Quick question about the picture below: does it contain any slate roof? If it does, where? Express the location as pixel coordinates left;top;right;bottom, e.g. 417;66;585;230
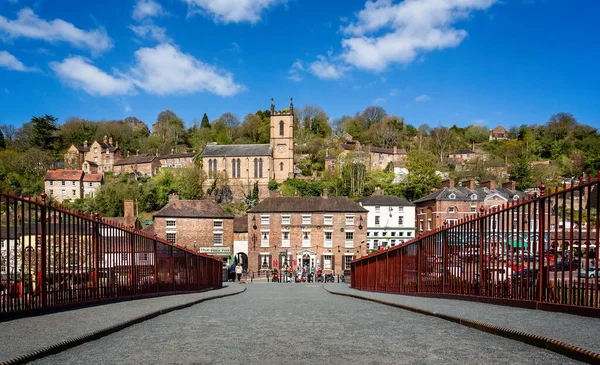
234;216;248;233
248;196;368;213
201;144;270;157
370;146;406;155
413;186;526;204
154;199;234;219
96;142;119;152
114;154;157;166
357;195;414;207
45;170;84;181
453;149;475;155
83;173;103;182
158;152;197;159
74;145;90;152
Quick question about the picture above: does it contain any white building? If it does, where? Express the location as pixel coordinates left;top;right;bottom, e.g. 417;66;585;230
357;190;416;250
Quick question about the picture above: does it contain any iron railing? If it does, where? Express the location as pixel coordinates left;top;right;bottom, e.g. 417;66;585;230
351;176;600;317
0;191;223;317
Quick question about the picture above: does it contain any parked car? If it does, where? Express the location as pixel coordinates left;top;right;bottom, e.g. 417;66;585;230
550;261;579;272
579;267;597;278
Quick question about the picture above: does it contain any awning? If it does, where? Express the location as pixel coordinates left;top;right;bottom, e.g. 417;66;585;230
506;239;528;249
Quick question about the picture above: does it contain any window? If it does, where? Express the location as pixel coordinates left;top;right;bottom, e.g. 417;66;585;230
302;215;311;225
62;181;66;186
259;158;263;178
106;156;110;163
471;206;477;213
260;254;270;270
94;147;98;154
324;215;333;225
345;215;354;225
279;120;285;136
72;181;76;186
121;253;129;262
232;159;236;178
324;231;332;247
261;231;269;246
49;181;54;186
373;232;378;237
166;233;176;244
345;231;354;247
391;232;396;236
375;216;380;225
213;233;223;246
471;194;477;200
61;189;66;196
261;215;269;225
254;158;258;178
446;218;458;225
344;256;353;270
323;255;333;270
213;220;223;229
282;215;290;225
282;231;290;247
49;189;54;195
398;216;404;226
449;193;456;199
391;239;396;246
374;239;379;247
427;219;432;231
72;189;76;195
94;157;98;163
419;220;424;231
166;220;176;228
89;182;93;187
375;206;380;213
302;231;311;247
280;162;284;171
399;232;404;237
448;206;456;213
398;206;404;212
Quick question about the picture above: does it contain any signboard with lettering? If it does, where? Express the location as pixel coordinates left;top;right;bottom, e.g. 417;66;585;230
198;247;231;254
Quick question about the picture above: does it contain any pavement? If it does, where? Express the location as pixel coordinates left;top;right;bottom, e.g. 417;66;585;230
0;285;245;364
325;283;600;358
14;282;589;365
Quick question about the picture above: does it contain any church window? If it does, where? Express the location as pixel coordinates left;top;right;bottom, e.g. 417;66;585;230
279;120;284;136
259;158;263;178
254;158;258;178
208;159;213;178
237;159;241;178
280;162;284;171
214;160;218;175
232;159;236;178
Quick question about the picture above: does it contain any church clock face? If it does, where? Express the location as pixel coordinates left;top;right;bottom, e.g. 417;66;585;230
278;145;285;152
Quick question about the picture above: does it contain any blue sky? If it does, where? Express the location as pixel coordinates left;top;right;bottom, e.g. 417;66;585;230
0;0;599;130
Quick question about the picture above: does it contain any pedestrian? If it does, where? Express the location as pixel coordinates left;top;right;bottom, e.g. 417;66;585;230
235;263;243;282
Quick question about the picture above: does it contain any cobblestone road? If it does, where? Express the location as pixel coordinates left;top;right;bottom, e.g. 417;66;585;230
32;282;581;365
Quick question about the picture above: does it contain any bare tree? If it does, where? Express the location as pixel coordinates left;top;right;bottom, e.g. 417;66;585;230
218;112;240;140
361;106;387;129
430;126;458;163
417;124;430;150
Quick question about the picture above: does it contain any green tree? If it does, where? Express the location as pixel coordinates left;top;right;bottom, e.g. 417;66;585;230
509;156;533;191
398;150;441;201
30;114;59;151
175;167;205;200
200;113;211;129
0;129;5;150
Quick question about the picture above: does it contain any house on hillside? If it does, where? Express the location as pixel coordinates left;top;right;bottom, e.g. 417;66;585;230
112;153;161;177
65;136;122;173
158;151;197;169
489;125;508;140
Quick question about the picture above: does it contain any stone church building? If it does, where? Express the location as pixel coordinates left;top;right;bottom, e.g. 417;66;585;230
201;99;295;200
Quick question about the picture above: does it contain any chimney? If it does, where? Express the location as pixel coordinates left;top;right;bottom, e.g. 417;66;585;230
169;193;179;202
481;180;496;190
124;200;135;228
502;181;516;191
441;179;455;189
461;179;476;190
103;135;108;144
322;188;328;199
83;140;88;148
393;146;398;155
269;190;281;198
373;187;384;196
109;137;113;145
136;150;139;156
171;148;174;155
115;141;118;148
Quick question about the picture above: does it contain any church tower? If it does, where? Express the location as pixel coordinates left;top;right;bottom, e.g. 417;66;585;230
270;98;295;183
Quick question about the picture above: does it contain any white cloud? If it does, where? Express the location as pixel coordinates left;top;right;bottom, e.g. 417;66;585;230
0;8;112;54
340;0;497;71
287;59;304;82
0;50;36;71
133;0;164;21
182;0;282;24
50;57;134;96
129;24;170;43
415;94;430;102
124;102;132;113
472;119;487;125
373;97;386;104
129;43;244;96
309;55;346;80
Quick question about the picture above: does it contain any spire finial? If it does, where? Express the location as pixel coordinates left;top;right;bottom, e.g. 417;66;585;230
270;98;275;114
290;97;294;115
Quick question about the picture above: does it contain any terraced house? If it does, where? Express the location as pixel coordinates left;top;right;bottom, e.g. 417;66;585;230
247;192;368;275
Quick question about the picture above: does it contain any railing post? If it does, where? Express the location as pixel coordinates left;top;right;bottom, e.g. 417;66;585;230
416;242;421;293
185;251;189;291
153;234;158;293
93;212;100;299
171;246;175;291
39;192;48;308
478;207;485;296
538;183;546;303
130;228;136;296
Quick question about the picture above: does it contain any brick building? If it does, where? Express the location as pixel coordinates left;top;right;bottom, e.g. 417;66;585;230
326;141;407;172
489;125;508;140
44;170;104;203
158;151;197;169
246;193;368;275
151;194;234;262
233;216;249;270
66;136;122;173
413;179;525;233
113;153;161;177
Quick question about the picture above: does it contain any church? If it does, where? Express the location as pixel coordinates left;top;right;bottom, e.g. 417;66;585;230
201;98;295;200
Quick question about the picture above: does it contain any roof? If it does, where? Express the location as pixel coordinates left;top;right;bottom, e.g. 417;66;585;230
114;154;157;166
340;143;356;151
154;199;234;219
158;152;197;159
201;144;270;157
94;141;119;152
45;170;84;181
452;149;475;155
84;160;98;167
413;186;526;204
248;196;368;213
234;216;248;233
73;145;90;152
492;125;507;133
83;173;103;182
142;224;154;235
102;217;143;230
357;195;414;207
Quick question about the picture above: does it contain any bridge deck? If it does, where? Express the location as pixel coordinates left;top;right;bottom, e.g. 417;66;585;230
1;283;592;364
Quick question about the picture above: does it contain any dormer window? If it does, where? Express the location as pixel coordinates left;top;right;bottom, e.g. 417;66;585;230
449;193;456;199
471;194;477;200
513;195;519;201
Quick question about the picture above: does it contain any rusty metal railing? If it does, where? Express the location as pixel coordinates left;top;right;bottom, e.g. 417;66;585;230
0;191;223;317
351;176;600;317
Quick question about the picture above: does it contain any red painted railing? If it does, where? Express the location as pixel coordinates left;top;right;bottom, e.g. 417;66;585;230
0;191;222;317
352;176;600;317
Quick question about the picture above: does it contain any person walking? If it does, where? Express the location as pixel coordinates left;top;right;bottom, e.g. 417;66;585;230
235;263;243;283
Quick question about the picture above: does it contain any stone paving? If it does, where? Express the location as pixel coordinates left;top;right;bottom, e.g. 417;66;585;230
325;283;600;355
0;285;245;363
28;282;583;365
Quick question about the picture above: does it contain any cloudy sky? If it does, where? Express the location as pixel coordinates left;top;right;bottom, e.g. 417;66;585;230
0;0;598;129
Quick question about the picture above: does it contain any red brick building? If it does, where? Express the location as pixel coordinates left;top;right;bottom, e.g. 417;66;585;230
113;153;161;177
246;193;368;275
